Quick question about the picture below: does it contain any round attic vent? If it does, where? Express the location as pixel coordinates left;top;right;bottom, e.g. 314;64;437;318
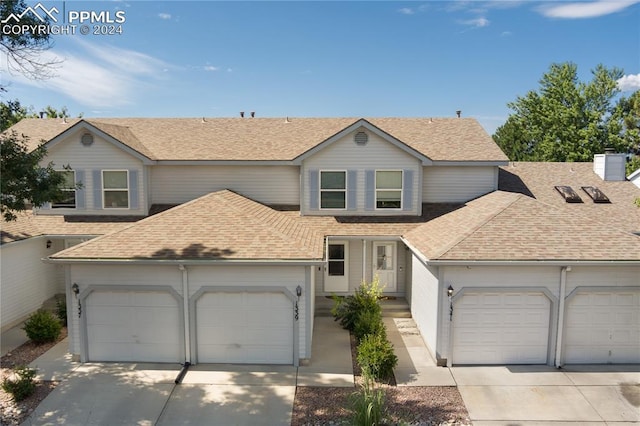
354;131;368;145
80;133;94;146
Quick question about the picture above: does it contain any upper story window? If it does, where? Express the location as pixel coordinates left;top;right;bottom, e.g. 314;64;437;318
375;170;402;209
102;170;129;209
52;170;76;209
320;171;346;209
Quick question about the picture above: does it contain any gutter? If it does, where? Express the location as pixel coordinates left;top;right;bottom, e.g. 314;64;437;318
422;259;640;266
43;258;325;266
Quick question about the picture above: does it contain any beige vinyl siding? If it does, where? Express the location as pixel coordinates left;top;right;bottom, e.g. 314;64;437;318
39;133;146;215
150;165;300;205
0;238;66;331
302;130;421;215
410;257;440;359
423;166;497;203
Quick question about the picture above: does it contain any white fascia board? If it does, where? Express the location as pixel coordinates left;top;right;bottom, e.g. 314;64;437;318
425;259;640;266
293;119;433;166
45;121;155;165
43;257;325;266
430;161;509;167
156;160;296;166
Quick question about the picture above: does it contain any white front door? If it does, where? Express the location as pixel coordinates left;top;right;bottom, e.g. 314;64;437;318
324;241;349;292
373;242;396;292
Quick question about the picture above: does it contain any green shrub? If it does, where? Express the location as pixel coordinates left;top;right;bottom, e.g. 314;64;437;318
332;276;383;332
56;297;67;326
23;310;62;344
354;308;386;341
357;333;398;381
350;374;385;426
1;366;37;402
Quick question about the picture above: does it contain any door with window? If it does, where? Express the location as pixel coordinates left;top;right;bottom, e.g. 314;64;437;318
324;241;349;292
373;242;396;292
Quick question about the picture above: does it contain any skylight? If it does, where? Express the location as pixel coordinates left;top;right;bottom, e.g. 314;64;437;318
581;186;611;203
554;186;583;203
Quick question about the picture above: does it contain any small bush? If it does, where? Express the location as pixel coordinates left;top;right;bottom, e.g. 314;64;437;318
332;276;384;332
1;366;37;402
56;297;67;326
350;374;385;426
357;333;398;381
23;310;62;344
354;308;386;341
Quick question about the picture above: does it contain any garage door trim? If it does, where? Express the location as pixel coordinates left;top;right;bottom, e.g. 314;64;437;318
190;286;299;366
449;286;558;366
79;285;184;363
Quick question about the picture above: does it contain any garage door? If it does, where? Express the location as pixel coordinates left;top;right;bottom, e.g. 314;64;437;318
196;292;294;364
86;290;182;362
453;292;550;364
564;289;640;364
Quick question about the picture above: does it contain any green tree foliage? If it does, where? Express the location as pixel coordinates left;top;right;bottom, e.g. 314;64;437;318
0;131;67;221
0;99;29;131
494;62;639;162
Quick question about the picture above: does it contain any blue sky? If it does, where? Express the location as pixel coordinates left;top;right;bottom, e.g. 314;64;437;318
1;1;639;135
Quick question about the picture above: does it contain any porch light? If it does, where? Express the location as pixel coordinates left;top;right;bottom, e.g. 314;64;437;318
46;240;52;249
72;283;79;295
447;285;454;297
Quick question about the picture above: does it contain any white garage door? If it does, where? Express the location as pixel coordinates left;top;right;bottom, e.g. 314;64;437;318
564;289;640;364
453;292;550;364
196;292;294;364
86;290;182;363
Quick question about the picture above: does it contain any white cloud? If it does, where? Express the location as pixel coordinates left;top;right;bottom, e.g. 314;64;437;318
4;39;171;108
459;17;490;28
204;65;219;71
398;7;414;15
158;13;171;20
618;74;640;91
538;0;640;19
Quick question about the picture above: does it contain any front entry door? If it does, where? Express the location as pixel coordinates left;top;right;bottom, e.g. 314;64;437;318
373;242;396;292
324;241;349;292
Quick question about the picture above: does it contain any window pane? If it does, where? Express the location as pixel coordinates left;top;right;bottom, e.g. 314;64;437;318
52;193;76;209
376;191;401;209
321;191;346;209
104;190;129;208
103;171;128;189
376;171;402;189
328;261;345;276
328;244;345;260
320;171;346;189
59;171;75;189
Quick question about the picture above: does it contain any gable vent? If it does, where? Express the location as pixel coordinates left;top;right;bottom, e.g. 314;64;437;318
354;131;368;145
80;133;94;146
554;186;583;203
581;186;611;203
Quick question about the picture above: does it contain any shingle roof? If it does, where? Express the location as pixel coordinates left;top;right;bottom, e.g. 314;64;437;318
51;190;323;261
404;191;640;261
8;117;508;162
499;162;640;234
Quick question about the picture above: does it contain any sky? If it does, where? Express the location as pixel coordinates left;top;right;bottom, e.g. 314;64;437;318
1;0;639;135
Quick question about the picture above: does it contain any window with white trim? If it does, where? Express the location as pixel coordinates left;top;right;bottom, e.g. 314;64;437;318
375;170;402;209
102;170;129;208
52;170;76;209
320;171;346;209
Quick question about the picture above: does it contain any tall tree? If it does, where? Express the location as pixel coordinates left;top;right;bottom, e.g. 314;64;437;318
0;99;28;131
493;63;637;162
1;132;68;221
0;0;60;80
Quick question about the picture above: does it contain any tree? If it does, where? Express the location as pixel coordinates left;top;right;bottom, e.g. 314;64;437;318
0;131;69;221
0;99;29;131
493;62;639;162
0;0;60;80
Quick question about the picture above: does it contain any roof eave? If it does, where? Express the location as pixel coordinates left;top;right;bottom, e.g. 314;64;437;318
44;257;325;266
424;259;640;266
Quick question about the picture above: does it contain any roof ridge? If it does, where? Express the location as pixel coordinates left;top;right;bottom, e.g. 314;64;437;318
432;191;523;259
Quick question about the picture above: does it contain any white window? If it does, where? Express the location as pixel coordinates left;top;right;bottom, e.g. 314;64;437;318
320;171;346;209
102;170;129;209
375;170;402;209
52;170;76;209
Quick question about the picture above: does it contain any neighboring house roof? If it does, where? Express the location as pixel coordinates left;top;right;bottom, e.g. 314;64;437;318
8;117;508;163
50;190;324;261
499;162;640;234
1;211;142;244
404;191;640;262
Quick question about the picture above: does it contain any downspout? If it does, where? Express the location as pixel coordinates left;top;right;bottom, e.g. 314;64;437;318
554;266;569;368
362;239;367;283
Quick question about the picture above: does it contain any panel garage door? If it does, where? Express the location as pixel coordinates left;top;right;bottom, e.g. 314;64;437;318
453;292;550;364
196;292;294;364
86;290;182;363
564;289;640;364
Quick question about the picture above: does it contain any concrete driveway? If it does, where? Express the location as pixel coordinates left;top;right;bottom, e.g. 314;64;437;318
451;364;640;425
